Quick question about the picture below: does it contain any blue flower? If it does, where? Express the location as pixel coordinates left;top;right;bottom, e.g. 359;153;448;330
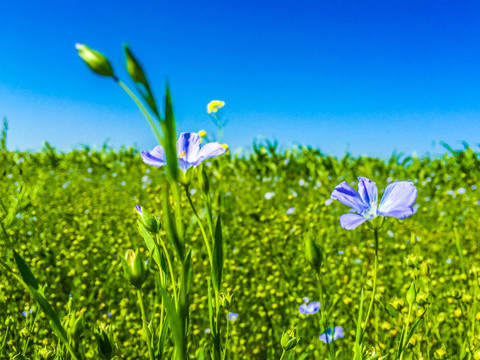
319;326;344;343
331;177;417;230
22;311;27;317
299;301;320;315
141;132;226;172
228;312;239;321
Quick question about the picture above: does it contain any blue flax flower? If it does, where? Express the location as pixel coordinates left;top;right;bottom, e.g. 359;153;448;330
228;312;239;321
331;177;417;230
299;301;320;315
141;132;226;172
319;326;344;343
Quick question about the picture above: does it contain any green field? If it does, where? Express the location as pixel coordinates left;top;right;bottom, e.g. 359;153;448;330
1;131;480;359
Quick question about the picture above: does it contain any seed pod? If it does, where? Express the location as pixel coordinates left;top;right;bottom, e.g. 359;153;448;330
136;205;160;234
281;328;299;351
406;282;416;305
304;234;323;274
94;326;115;360
122;249;148;289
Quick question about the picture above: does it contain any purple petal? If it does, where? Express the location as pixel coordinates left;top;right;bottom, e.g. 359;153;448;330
176;133;201;163
339;213;368;230
298;304;307;314
357;177;378;206
333;326;344;340
193;142;226;166
136;205;142;215
141;146;166;167
331;181;368;213
178;158;192;173
378;181;417;219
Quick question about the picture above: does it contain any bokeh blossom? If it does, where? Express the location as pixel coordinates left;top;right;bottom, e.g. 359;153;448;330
228;312;239;321
299;300;320;315
331;177;417;230
207;100;225;114
141;132;226;172
319;326;344;343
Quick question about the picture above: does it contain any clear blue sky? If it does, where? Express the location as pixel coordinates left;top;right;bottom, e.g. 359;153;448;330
1;0;480;157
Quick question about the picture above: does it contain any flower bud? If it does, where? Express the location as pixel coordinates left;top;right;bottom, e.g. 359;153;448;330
122;249;148;289
39;347;55;360
136;205;160;234
94;325;115;360
281;328;299;351
405;254;418;268
67;312;85;341
434;348;447;359
5;316;13;326
406;282;416;305
75;44;115;78
219;293;233;310
124;45;148;86
304;235;323;273
420;260;430;277
416;291;430;306
20;328;30;338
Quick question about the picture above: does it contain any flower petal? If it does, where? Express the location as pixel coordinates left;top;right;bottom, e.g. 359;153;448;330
333;326;344;340
141;146;166;167
357;177;378;206
176;132;201;163
339;213;368;230
193;142;226;165
331;181;368;213
378;181;417;219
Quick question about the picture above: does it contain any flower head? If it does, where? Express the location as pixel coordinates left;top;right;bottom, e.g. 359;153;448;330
331;177;417;230
141;132;226;172
207;100;225;114
228;312;239;321
319;326;344;343
298;301;320;315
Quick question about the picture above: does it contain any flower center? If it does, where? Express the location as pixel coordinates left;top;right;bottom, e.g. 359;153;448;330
178;151;186;159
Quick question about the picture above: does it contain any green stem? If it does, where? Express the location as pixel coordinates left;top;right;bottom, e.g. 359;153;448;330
361;228;379;342
0;324;9;356
399;304;412;360
137;289;155;360
178;263;188;360
223;312;230;360
213;290;222;360
116;80;163;145
279;349;286;360
157;235;178;305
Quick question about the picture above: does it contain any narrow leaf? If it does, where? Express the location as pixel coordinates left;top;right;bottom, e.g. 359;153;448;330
211;215;223;292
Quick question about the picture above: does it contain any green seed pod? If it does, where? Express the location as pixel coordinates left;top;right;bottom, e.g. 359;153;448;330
405;254;418;268
281;328;299;351
75;43;115;78
406;282;416;305
122;249;147;289
94;326;115;360
304;234;323;274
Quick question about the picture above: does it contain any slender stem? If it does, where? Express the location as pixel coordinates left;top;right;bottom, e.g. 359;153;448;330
280;350;286;360
116;80;163;145
223;312;230;360
472;272;478;338
137;289;155;360
157;235;178;305
399;304;412;360
178;263;188;360
0;324;9;356
213;290;222;360
185;188;213;266
361;229;379;341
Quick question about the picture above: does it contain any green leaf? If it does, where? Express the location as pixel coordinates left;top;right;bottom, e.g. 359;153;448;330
185;249;192;296
162;186;183;260
403;310;427;350
211;215;223;292
13;250;39;290
161;86;178;182
137;221;162;271
157;286;184;357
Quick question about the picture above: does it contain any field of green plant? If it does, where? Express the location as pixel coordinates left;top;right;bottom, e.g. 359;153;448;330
2;44;480;360
1;128;480;359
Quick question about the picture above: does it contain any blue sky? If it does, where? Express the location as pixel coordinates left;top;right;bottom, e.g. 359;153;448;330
1;0;480;157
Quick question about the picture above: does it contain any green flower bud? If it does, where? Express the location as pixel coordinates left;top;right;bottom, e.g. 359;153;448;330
5;316;14;326
420;260;430;277
94;325;115;360
304;234;323;273
136;205;160;234
39;347;55;360
281;328;299;351
416;291;430;306
124;45;148;87
406;282;416;305
122;249;148;289
67;312;85;341
20;327;30;338
405;254;418;268
75;43;115;78
219;293;233;310
434;348;447;359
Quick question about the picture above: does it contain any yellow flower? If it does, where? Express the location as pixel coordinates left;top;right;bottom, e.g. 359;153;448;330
207;100;225;114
